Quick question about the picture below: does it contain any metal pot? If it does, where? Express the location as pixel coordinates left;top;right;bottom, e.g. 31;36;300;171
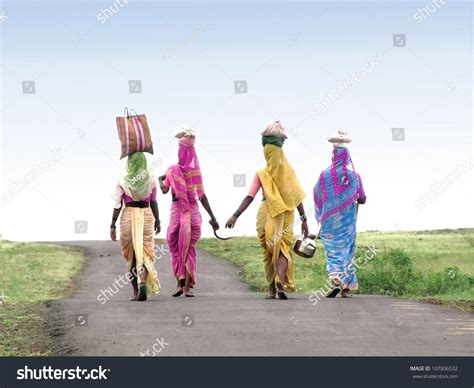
293;233;317;259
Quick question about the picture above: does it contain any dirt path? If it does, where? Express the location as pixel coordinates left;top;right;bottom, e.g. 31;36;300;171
49;241;473;356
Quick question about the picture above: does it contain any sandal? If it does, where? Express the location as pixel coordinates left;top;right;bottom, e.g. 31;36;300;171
172;279;186;297
326;280;341;298
184;291;195;298
275;280;288;300
172;289;183;297
137;284;148;301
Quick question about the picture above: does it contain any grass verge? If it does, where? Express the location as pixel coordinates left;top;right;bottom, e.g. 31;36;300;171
198;229;474;312
0;241;84;355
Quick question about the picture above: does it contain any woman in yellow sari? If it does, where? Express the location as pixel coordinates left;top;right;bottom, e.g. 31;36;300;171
226;121;308;299
110;152;161;302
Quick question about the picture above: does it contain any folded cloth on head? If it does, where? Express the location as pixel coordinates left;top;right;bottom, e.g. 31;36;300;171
261;120;288;140
328;129;351;145
175;127;195;139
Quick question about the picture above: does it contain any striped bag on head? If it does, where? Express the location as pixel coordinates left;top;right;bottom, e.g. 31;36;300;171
116;107;154;159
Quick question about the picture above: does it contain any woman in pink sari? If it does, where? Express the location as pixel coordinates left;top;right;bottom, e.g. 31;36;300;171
159;128;219;297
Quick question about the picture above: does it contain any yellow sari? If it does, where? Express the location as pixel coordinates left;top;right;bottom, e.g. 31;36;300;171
256;144;305;291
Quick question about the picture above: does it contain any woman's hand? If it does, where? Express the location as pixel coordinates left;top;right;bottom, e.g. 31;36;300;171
110;227;117;241
158;175;169;194
301;221;309;238
225;216;237;229
154;221;161;235
209;218;219;230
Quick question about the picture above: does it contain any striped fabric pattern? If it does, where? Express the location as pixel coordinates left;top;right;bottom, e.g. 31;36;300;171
116;113;154;159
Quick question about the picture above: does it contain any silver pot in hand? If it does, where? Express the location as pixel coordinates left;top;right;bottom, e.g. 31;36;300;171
293;233;317;259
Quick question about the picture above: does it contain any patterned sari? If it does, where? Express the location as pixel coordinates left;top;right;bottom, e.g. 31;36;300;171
314;147;361;290
165;136;204;287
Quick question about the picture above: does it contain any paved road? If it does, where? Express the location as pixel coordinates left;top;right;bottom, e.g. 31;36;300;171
50;240;473;356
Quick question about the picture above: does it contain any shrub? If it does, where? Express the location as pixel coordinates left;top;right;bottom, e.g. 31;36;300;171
422;267;471;296
357;248;472;298
358;248;418;296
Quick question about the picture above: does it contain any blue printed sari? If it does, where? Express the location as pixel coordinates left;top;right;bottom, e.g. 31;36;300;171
314;147;361;290
319;203;358;289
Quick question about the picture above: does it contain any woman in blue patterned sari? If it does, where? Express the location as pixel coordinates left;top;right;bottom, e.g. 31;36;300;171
313;130;366;298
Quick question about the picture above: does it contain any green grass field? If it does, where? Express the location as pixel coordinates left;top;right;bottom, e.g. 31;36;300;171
0;241;84;356
198;229;474;312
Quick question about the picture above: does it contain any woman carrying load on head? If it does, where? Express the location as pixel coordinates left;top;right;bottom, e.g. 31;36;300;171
110;151;161;302
159;128;219;298
313;129;366;298
226;121;309;300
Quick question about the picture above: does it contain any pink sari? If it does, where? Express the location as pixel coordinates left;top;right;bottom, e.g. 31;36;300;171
165;137;204;287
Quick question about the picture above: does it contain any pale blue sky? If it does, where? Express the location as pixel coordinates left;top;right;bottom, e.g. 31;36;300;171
1;0;472;241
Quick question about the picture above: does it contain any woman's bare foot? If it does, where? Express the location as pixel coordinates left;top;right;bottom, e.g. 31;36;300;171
184;275;194;297
341;288;352;298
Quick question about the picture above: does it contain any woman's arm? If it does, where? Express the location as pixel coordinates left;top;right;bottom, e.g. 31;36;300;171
200;194;219;230
150;201;161;234
296;202;309;237
226;173;260;228
158;175;170;194
225;195;254;228
356;174;366;204
110;204;122;241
